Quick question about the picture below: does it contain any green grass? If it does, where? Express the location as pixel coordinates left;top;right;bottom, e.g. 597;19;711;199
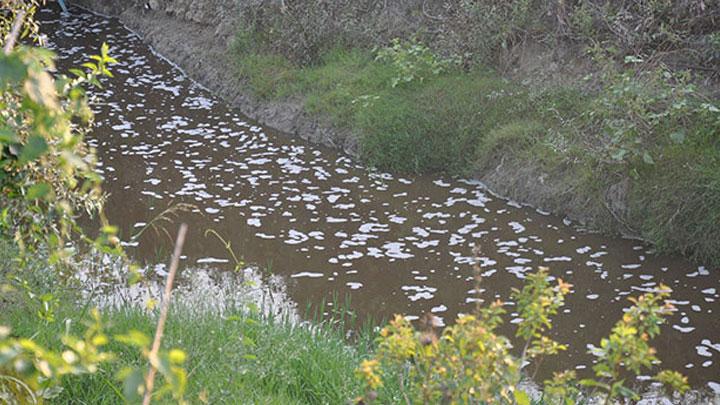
229;32;720;266
1;304;385;404
0;257;402;404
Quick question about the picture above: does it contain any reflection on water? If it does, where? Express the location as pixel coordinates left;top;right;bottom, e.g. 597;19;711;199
41;8;719;390
73;253;297;321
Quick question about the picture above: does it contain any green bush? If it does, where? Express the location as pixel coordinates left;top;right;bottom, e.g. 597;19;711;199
0;4;188;402
374;38;460;88
356;269;688;404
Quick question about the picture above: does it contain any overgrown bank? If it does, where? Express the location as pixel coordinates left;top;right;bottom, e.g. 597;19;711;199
0;239;398;403
2;241;703;404
72;0;720;265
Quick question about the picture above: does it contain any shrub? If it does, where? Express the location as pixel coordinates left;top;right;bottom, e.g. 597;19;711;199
0;34;120;267
1;4;187;402
374;38;459;88
356;268;688;404
582;55;720;167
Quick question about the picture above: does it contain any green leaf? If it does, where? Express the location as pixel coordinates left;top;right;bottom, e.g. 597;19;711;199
19;135;48;163
670;131;685;144
579;379;610;390
115;330;151;348
615;383;638;399
68;68;85;78
0;129;17;143
0;54;27;87
119;367;144;402
26;183;51;200
514;390;531;405
642;151;655;165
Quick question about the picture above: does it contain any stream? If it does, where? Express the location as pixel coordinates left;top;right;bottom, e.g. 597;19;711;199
40;7;719;390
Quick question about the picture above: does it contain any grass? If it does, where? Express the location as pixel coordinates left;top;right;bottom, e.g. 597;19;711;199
0;246;402;404
1;306;367;404
229;33;720;266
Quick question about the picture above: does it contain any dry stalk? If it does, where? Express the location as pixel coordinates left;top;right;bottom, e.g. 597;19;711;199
142;223;188;405
3;8;26;55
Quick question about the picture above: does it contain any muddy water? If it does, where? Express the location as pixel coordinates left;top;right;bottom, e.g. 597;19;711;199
41;8;719;389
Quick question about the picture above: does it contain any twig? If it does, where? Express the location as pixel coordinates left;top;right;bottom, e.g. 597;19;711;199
142;223;188;405
3;9;26;55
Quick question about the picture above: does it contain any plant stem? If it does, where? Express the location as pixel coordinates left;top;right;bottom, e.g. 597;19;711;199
142;223;188;405
3;9;26;55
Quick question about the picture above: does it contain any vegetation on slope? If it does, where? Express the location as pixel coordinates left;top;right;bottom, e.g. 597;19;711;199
229;0;720;265
0;259;388;404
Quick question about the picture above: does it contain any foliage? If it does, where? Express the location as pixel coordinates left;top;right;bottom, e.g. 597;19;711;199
583;52;720;167
0;310;188;404
235;0;720;82
0;39;121;267
236;0;420;65
356;268;686;404
0;310;113;403
0;281;393;404
512;270;571;375
567;0;718;71
1;3;189;403
356;268;569;403
231;25;720;265
450;0;538;65
578;285;689;402
115;330;188;404
0;0;44;48
374;38;459;88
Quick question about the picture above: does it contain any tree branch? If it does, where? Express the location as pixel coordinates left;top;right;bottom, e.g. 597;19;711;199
3;9;26;55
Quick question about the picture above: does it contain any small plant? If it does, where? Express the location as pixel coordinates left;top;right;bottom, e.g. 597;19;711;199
578;284;689;402
0;39;121;267
375;38;459;88
0;311;189;404
1;5;190;403
356;268;687;404
583;50;720;168
0;309;113;403
356;267;570;403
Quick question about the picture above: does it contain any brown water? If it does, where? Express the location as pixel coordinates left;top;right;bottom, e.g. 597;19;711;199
41;8;719;390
